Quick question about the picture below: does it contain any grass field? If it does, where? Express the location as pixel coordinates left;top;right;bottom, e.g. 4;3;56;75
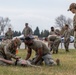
0;49;76;75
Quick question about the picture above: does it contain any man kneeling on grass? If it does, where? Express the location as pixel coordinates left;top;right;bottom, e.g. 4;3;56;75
0;38;37;67
24;36;60;66
0;38;21;66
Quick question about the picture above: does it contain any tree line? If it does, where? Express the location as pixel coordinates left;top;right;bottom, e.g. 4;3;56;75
0;15;74;37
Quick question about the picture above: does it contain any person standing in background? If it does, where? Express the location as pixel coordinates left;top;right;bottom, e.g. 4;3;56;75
49;27;55;35
5;28;13;39
62;24;71;52
49;27;55;51
22;23;33;49
22;23;33;37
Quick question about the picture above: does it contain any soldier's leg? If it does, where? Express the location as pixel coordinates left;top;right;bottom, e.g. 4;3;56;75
54;39;61;54
56;41;61;54
48;41;53;51
74;31;76;49
52;40;58;54
56;39;61;54
50;42;54;52
64;39;70;52
52;43;56;54
42;54;56;66
64;41;68;51
64;41;66;50
31;56;43;65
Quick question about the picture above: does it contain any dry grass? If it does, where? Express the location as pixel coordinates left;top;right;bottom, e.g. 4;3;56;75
0;49;76;75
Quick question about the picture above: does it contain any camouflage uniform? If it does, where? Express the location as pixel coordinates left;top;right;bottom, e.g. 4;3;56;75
49;30;55;51
49;31;55;35
5;30;13;39
48;35;61;54
73;14;76;49
22;26;33;49
62;29;70;51
0;38;21;65
68;3;76;49
26;39;56;66
22;27;33;37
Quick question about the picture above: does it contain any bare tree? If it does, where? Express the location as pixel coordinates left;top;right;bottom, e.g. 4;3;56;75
55;15;73;29
0;17;11;35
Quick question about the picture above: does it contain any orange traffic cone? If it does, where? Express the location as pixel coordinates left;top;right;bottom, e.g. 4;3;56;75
16;49;18;54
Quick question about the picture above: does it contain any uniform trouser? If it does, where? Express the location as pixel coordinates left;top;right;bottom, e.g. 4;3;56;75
49;41;54;51
74;31;76;49
64;38;70;51
52;39;61;53
32;54;56;66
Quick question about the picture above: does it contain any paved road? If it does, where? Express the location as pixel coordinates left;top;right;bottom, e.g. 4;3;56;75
59;43;74;49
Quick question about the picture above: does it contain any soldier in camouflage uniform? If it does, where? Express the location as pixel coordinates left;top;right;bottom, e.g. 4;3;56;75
68;3;76;49
22;23;33;37
24;36;60;66
0;38;21;65
49;27;55;51
62;24;71;52
49;27;55;35
48;30;61;54
22;23;33;49
5;28;13;39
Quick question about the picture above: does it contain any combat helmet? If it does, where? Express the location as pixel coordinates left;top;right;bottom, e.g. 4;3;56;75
68;3;76;11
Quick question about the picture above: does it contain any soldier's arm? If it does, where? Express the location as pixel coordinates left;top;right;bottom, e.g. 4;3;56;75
22;28;25;34
4;46;20;59
25;47;32;60
34;47;43;64
0;58;15;65
11;31;13;35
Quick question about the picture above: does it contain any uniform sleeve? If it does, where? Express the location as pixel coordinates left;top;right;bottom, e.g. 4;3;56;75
73;15;76;31
22;28;25;34
29;27;33;35
5;32;8;39
4;45;16;59
11;31;13;35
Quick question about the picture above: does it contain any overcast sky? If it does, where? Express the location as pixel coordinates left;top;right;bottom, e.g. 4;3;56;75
0;0;76;32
